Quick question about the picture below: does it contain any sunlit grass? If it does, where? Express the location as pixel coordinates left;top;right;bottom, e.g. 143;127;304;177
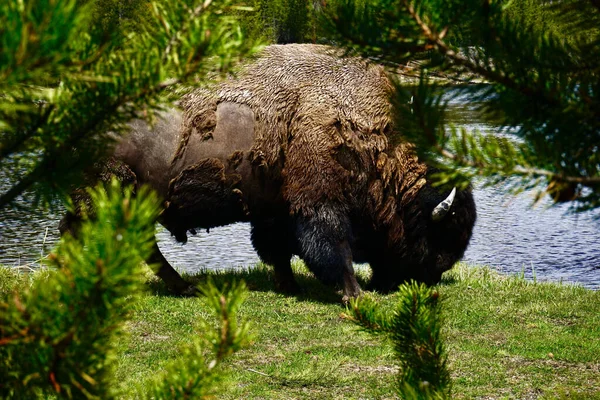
1;262;598;399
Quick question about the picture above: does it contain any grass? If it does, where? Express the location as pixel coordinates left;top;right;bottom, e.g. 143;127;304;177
1;262;599;399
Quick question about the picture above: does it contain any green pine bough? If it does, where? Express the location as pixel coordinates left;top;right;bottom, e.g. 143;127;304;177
344;282;451;399
325;0;600;211
0;0;261;211
0;181;250;399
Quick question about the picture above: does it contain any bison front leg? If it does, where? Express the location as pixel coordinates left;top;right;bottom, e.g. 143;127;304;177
339;240;362;303
368;260;401;293
295;210;361;302
251;219;299;294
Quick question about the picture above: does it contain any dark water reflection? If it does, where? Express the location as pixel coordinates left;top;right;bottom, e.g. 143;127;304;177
1;88;599;288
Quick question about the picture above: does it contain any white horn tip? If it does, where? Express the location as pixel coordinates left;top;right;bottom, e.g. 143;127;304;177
431;187;457;222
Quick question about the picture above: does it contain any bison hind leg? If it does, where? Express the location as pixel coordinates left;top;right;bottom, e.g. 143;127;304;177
251;219;299;294
58;210;80;237
59;159;195;296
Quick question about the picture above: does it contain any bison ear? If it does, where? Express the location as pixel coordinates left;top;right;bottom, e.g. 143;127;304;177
431;187;456;222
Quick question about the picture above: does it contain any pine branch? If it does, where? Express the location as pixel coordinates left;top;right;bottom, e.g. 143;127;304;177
0;97;121;209
342;294;391;335
436;129;600;186
346;282;451;399
0;181;160;398
161;0;214;63
445;150;600;186
0;0;261;211
401;85;600;198
0;104;55;161
143;279;250;399
400;0;561;106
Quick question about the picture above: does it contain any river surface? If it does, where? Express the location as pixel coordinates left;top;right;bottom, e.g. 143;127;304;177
1;89;599;288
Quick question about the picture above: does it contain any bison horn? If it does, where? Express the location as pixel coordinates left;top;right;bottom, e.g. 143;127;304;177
431;187;456;222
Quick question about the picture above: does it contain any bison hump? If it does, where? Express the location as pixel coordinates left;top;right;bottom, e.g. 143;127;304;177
213;102;255;149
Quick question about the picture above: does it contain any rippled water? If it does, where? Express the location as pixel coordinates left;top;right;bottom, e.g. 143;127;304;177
1;90;599;288
155;223;259;272
463;185;600;287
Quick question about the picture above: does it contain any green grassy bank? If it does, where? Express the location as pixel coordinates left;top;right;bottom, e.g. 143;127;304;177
1;263;599;399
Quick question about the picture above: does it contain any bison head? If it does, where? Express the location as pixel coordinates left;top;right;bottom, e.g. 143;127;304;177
368;180;477;292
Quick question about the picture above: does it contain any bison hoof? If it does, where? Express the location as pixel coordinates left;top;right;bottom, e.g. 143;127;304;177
341;294;356;305
341;290;361;305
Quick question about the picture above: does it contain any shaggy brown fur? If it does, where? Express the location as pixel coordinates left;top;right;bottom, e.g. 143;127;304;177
177;45;392;216
62;44;476;299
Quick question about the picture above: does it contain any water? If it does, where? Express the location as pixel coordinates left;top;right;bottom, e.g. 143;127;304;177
155;223;259;272
1;91;599;288
463;185;600;287
443;89;600;287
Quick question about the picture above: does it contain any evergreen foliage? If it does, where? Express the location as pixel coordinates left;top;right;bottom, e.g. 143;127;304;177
1;1;258;398
326;0;600;211
259;0;311;43
143;280;251;399
0;181;157;398
0;181;251;399
344;282;450;399
0;0;261;211
75;0;152;36
239;0;328;44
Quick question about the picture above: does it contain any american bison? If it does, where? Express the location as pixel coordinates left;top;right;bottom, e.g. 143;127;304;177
61;44;476;299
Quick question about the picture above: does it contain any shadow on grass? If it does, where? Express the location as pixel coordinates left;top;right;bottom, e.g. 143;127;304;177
146;262;372;305
145;262;476;303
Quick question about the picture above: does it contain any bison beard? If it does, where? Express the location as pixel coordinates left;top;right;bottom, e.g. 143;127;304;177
61;44;476;300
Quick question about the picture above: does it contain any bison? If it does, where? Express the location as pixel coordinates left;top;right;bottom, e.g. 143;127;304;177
61;44;476;300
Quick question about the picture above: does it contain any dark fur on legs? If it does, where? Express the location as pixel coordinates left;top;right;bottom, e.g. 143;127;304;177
251;218;299;294
149;241;199;296
294;207;361;300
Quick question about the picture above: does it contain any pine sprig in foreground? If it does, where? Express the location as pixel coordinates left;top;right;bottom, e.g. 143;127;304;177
344;282;450;400
0;181;159;398
0;0;261;211
0;182;250;399
143;280;251;399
